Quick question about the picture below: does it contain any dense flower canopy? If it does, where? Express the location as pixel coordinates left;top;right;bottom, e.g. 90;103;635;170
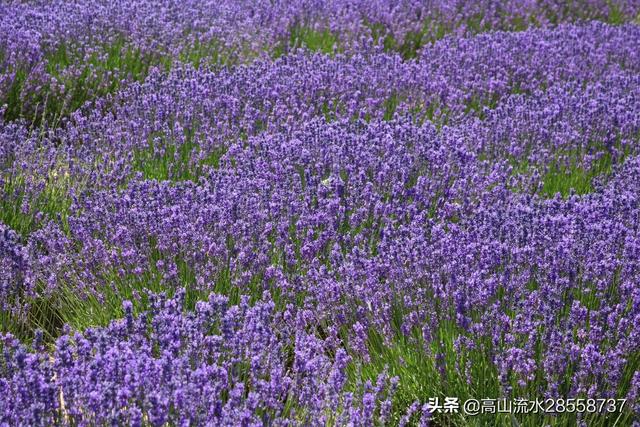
1;1;640;425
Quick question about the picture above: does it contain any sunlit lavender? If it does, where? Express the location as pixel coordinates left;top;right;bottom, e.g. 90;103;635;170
1;1;640;425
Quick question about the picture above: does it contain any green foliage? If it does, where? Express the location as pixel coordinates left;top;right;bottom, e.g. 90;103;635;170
56;253;203;333
540;151;614;198
179;38;223;68
606;2;626;25
0;164;73;237
383;94;399;121
540;138;633;198
1;293;65;344
506;137;634;198
273;25;339;57
132;128;227;182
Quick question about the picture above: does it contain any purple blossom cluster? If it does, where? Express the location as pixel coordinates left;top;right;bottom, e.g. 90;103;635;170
1;3;640;426
0;222;30;318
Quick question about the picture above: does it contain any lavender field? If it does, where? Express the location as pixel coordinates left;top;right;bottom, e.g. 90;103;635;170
1;1;640;425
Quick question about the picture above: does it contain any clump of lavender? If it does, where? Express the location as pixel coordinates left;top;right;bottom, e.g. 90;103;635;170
2;1;639;122
0;222;33;325
1;292;397;425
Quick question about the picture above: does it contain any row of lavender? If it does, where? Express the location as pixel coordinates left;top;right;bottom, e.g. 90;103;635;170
2;0;639;123
1;13;640;427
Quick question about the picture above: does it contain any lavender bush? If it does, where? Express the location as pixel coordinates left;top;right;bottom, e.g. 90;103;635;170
1;1;640;426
